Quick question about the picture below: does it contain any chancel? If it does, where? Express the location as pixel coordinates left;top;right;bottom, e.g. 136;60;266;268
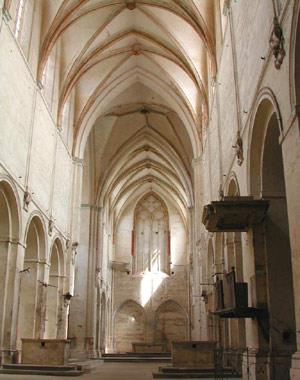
0;0;300;379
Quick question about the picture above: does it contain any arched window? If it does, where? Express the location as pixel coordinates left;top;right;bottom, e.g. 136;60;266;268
132;193;170;275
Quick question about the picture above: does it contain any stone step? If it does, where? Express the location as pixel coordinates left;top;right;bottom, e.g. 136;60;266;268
0;363;90;376
153;371;241;379
103;352;171;357
158;366;235;373
103;356;172;363
0;369;83;377
2;364;79;371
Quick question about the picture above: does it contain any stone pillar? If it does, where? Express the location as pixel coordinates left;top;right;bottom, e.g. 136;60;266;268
36;260;50;339
67;157;87;359
56;274;68;339
85;206;102;358
0;239;21;363
191;157;203;340
283;112;300;379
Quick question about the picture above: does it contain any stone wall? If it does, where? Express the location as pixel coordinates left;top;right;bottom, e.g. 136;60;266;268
112;195;189;352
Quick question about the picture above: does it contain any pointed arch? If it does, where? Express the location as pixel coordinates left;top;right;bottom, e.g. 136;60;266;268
45;237;65;339
154;299;188;349
132;192;170;275
0;179;21;357
17;214;47;346
113;300;145;352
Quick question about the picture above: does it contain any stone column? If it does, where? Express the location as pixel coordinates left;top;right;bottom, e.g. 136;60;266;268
0;239;22;363
283;111;300;379
192;156;204;340
56;274;68;339
36;260;50;339
67;157;87;359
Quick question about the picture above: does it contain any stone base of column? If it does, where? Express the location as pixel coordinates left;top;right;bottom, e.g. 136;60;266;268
242;349;269;380
69;337;88;361
290;351;300;379
242;348;293;380
69;337;100;360
88;349;101;359
1;350;20;364
69;348;88;361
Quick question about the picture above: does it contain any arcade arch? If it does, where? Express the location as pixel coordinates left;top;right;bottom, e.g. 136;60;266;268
17;216;46;346
250;96;296;378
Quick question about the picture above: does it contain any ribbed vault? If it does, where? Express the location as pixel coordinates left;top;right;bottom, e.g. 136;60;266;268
37;0;216;234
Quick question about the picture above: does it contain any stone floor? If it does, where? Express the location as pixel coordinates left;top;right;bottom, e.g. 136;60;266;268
0;361;243;380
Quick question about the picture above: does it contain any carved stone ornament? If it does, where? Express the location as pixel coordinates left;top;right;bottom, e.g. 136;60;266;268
63;292;72;307
232;131;244;166
96;267;102;288
23;189;32;212
65;238;71;250
269;17;285;70
48;218;54;236
71;242;79;265
218;185;224;201
125;0;136;10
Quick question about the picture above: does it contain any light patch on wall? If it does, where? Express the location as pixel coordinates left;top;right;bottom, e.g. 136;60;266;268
140;269;167;306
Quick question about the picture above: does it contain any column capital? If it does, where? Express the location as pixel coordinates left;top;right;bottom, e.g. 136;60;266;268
192;156;202;167
73;156;84;165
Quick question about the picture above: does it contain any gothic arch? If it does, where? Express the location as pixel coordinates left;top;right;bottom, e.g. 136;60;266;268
289;0;300;107
0;179;20;358
45;238;65;339
154;299;188;349
17;215;47;347
248;95;296;377
114;300;145;353
225;173;240;197
23;213;47;261
0;178;21;239
248;89;283;197
132;192;170;275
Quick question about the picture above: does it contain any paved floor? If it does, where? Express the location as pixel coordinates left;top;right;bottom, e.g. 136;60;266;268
0;361;242;380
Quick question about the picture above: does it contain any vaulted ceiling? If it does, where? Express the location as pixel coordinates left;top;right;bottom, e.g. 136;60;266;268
38;0;217;220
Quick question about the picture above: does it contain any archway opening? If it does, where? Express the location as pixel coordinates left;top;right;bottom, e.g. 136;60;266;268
262;114;296;362
154;300;188;351
0;181;19;357
114;301;145;353
45;239;64;339
18;217;46;347
250;103;296;377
